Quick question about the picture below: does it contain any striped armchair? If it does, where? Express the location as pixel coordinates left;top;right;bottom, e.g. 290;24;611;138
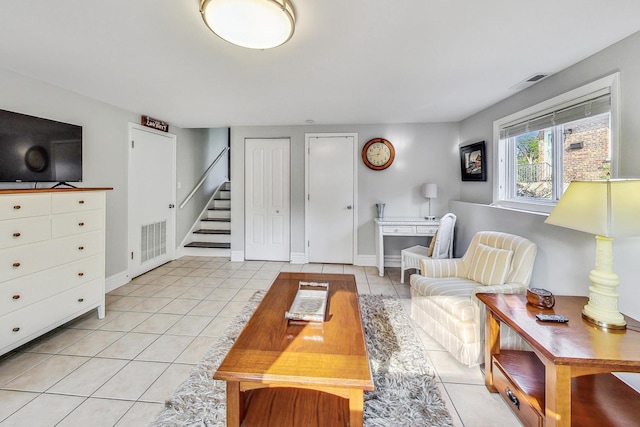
409;231;537;367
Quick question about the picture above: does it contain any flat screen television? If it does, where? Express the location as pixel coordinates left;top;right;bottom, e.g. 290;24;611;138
0;109;82;184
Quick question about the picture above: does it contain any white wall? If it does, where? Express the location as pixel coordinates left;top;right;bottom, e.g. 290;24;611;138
230;123;460;261
457;31;640;319
0;67;222;282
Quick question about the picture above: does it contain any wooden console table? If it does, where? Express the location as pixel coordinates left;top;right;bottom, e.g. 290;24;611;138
374;217;439;276
477;293;640;427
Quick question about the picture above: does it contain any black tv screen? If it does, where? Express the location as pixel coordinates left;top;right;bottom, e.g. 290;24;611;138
0;109;82;183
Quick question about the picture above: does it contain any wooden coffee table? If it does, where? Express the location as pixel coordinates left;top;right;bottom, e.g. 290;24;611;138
213;272;374;427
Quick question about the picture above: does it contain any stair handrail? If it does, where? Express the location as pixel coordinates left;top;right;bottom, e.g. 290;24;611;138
179;146;229;210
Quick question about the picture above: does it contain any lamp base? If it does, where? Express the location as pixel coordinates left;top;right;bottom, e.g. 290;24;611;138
581;311;626;330
581;235;627;330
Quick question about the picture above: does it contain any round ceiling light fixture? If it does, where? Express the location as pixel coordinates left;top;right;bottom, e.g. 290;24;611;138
200;0;295;50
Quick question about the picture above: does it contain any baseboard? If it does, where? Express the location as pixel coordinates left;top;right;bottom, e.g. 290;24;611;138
384;255;401;268
231;250;244;262
289;252;307;264
355;254;376;267
105;270;130;293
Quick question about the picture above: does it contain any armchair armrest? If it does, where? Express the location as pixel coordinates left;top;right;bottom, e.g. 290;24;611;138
419;258;467;278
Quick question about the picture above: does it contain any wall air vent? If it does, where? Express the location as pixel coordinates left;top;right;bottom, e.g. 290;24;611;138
510;73;551;91
140;221;167;263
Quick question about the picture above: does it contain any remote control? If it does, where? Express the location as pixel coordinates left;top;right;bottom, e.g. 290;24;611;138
536;314;569;323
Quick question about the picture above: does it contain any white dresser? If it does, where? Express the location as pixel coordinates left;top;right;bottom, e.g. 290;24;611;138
0;188;110;356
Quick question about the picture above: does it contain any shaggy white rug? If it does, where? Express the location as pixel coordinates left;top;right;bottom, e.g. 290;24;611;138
150;292;452;426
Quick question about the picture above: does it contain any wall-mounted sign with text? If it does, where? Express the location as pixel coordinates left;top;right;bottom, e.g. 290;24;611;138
141;115;169;132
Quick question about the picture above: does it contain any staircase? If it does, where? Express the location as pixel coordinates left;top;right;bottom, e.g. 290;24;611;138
184;182;231;257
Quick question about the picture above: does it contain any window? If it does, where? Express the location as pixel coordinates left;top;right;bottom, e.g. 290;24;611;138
493;74;619;213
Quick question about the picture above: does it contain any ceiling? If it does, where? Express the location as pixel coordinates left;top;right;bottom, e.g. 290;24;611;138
1;1;639;129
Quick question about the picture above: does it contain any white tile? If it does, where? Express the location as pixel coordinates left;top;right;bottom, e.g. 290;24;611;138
127;297;173;313
0;390;38;422
58;330;125;357
140;363;193;403
0;352;52;387
135;335;194;362
444;383;521;427
165;315;213;337
205;287;239;301
57;397;134;427
115;401;164;426
97;332;160;360
98;312;152;332
65;309;123;330
1;393;85;426
25;328;92;354
3;355;89;392
49;357;128;396
92;360;168;401
157;298;201;314
131;313;182;334
188;299;227;316
107;296;147;311
175;336;218;364
199;317;232;337
427;350;484;385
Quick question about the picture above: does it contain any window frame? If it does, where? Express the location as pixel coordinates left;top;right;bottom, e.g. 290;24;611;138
493;73;620;214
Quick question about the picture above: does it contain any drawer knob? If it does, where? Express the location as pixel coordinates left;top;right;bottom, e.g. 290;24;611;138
505;387;520;410
77;298;84;303
78;272;84;277
13;205;21;210
12;327;20;332
78;200;85;204
12;294;20;300
78;246;85;251
12;262;21;268
13;232;21;238
78;222;85;227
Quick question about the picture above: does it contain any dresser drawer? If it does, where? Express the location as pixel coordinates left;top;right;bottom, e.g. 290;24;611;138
52;191;105;214
0;231;104;283
0;278;103;352
52;210;104;238
0;216;51;249
0;255;103;315
492;358;543;427
0;194;51;220
382;225;415;234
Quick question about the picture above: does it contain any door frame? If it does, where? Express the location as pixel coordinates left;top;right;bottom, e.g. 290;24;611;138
127;123;177;279
304;133;358;264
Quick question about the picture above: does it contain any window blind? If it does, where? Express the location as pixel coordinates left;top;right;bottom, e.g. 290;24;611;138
500;89;611;139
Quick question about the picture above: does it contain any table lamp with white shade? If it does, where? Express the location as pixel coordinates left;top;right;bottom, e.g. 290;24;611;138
422;183;437;220
545;179;640;329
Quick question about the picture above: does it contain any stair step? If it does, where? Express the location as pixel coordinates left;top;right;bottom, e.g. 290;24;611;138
185;242;231;249
202;218;230;222
194;229;231;235
209;207;230;211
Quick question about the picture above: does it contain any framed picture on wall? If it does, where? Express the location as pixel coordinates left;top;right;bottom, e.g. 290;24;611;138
459;141;486;181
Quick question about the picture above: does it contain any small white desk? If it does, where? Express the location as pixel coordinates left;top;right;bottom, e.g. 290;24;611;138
374;217;440;276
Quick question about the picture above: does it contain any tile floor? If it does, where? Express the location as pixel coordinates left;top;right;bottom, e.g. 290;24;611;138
0;257;520;426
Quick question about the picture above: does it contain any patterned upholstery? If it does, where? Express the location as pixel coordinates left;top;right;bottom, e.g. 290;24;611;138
400;213;457;283
409;231;537;367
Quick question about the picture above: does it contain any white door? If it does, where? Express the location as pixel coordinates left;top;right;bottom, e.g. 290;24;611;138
245;138;290;261
128;125;176;278
306;134;357;264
